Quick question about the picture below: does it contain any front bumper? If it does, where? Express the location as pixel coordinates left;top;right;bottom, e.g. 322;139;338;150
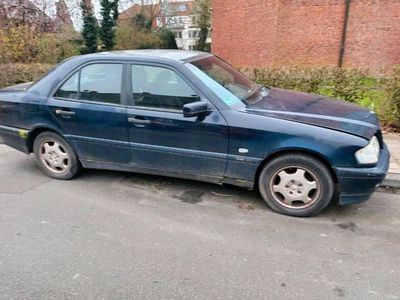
334;144;390;206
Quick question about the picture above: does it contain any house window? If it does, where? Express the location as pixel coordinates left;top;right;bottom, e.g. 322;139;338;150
189;30;200;38
175;31;182;38
178;4;188;11
156;17;163;27
165;17;174;26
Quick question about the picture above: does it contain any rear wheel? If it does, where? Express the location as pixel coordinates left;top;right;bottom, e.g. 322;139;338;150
33;132;81;180
258;154;334;217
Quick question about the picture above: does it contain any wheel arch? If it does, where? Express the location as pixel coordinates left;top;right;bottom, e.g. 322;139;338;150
27;126;65;153
254;149;339;188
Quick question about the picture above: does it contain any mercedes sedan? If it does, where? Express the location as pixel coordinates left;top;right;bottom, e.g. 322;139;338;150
0;50;390;217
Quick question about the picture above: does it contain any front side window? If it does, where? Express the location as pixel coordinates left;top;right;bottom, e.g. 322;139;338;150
80;64;122;104
131;65;199;111
55;63;123;105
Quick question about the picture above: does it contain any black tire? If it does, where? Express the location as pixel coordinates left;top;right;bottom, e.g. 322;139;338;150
258;153;334;217
33;131;81;180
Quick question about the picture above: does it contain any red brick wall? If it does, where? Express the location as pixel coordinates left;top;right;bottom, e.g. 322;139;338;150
212;0;400;73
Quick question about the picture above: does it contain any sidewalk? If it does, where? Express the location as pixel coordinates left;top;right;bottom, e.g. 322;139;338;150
383;133;400;188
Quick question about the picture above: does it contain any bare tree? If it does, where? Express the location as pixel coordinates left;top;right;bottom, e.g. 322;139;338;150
138;0;165;27
29;0;82;28
193;0;210;51
29;0;56;15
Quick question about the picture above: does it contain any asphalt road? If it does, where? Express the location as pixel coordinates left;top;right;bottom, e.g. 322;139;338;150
0;145;400;299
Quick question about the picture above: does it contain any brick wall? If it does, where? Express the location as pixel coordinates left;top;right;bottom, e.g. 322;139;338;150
212;0;400;74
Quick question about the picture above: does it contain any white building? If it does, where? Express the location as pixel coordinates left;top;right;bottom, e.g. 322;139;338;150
121;0;211;51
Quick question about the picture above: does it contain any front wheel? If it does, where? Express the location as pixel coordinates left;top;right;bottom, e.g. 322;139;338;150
33;132;81;180
258;154;334;217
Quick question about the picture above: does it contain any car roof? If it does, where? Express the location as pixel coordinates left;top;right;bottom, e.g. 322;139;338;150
81;49;212;63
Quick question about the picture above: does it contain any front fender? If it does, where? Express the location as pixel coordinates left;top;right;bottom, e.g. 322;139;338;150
223;110;369;186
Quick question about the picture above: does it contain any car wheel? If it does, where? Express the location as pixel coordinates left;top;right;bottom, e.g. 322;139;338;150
258;153;334;217
33;131;81;180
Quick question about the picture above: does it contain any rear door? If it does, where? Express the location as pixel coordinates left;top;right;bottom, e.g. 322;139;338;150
48;62;130;164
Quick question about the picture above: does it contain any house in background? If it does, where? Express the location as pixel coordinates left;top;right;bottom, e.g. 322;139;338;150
212;0;400;74
119;0;211;51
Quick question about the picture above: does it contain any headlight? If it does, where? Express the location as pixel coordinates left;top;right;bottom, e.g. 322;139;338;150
355;136;380;164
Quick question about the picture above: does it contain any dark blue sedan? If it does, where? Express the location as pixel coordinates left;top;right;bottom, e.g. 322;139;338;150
0;50;390;217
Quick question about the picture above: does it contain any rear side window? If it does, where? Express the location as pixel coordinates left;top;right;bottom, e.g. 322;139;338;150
55;63;123;105
55;72;79;99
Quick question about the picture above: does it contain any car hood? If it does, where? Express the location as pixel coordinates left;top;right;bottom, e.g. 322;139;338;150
240;88;379;139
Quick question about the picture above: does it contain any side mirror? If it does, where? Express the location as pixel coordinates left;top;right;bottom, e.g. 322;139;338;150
183;101;209;118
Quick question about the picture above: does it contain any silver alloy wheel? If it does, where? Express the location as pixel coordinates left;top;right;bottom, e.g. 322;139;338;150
39;140;70;174
269;166;320;209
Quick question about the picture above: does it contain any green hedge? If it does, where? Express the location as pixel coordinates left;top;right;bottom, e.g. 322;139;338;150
0;64;53;89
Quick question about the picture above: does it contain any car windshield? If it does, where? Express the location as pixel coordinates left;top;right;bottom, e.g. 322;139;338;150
187;55;268;107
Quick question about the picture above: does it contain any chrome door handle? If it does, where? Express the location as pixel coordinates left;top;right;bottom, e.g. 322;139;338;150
128;117;151;125
55;109;75;116
55;109;75;117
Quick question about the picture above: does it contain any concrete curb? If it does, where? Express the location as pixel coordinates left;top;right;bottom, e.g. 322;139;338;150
382;173;400;189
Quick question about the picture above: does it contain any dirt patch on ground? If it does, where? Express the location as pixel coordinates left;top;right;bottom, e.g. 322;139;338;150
378;186;400;195
175;191;204;204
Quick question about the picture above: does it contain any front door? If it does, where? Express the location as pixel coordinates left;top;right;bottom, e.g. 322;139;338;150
126;63;229;179
48;62;130;164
